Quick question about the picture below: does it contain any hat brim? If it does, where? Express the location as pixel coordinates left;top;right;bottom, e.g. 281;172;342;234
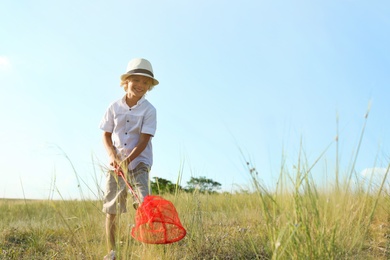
121;73;159;86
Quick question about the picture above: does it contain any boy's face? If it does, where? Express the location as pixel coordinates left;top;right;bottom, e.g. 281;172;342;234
126;75;152;98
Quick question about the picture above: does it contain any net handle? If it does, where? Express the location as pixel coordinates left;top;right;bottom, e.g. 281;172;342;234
115;166;141;203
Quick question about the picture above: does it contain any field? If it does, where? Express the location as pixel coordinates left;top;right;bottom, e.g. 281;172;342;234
1;166;390;260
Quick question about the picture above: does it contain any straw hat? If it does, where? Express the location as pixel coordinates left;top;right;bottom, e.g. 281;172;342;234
120;58;159;86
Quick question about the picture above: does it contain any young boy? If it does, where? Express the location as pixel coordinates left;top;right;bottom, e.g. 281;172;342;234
99;58;158;259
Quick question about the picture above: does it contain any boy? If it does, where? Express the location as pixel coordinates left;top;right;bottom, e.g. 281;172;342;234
99;58;159;260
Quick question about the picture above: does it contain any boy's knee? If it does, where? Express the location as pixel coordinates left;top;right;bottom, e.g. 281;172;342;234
106;213;116;221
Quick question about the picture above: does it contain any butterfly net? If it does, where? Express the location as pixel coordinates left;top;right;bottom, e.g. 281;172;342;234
131;195;186;244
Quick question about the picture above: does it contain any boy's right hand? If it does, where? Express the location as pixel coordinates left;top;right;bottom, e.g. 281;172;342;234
109;155;120;168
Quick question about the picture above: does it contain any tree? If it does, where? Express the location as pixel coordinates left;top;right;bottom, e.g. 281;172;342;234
150;177;183;194
186;176;221;193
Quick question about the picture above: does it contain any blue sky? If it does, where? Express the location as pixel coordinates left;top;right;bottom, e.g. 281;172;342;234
0;0;389;199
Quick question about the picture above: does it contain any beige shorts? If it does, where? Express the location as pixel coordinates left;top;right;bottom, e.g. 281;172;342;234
102;162;150;215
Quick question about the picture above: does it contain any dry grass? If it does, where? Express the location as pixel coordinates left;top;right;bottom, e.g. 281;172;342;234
2;108;389;259
1;185;390;259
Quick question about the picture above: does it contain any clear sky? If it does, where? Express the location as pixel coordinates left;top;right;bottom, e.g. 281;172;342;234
1;0;389;199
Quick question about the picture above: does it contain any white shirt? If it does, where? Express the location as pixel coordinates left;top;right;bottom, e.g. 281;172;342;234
99;95;156;170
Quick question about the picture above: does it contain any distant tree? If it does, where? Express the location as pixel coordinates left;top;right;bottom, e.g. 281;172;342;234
186;176;221;193
150;177;182;194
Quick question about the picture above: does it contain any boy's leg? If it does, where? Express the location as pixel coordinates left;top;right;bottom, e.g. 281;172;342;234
102;171;128;214
106;213;116;252
129;163;150;205
102;171;127;254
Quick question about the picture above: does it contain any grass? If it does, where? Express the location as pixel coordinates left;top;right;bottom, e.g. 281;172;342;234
2;108;389;259
2;155;390;259
1;175;390;259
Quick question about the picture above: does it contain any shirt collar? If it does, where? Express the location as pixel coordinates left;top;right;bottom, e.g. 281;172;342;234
121;95;146;108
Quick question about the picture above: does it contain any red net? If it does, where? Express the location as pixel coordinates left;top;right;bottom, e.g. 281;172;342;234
131;195;186;244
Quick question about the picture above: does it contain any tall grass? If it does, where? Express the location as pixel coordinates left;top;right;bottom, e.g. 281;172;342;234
1;112;390;259
245;154;390;259
1;180;389;259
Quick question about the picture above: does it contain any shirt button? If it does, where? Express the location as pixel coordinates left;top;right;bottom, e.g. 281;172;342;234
125;132;127;135
124;143;127;146
127;120;129;122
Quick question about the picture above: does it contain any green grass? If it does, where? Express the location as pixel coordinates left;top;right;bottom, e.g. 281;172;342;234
2;108;389;259
1;180;390;259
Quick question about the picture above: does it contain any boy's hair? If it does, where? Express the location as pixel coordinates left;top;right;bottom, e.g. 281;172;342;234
120;75;155;92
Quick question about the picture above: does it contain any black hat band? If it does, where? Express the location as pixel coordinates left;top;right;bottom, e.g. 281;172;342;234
127;69;154;77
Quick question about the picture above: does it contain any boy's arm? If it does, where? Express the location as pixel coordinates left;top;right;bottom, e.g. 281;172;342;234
102;131;119;167
122;133;152;166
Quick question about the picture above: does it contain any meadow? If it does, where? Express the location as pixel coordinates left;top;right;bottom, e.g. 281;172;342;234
1;162;389;259
1;114;390;259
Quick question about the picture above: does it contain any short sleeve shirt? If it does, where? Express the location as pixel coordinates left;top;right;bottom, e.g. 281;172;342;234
99;95;156;170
